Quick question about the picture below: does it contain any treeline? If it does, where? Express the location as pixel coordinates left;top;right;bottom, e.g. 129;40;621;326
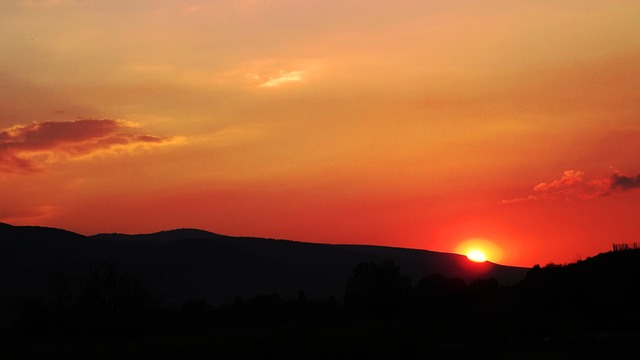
1;251;640;358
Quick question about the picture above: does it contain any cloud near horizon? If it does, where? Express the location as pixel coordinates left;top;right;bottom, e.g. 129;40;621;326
502;170;640;204
0;119;178;174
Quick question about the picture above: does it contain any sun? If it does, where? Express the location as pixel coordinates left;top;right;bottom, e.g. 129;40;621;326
455;238;503;264
466;249;487;263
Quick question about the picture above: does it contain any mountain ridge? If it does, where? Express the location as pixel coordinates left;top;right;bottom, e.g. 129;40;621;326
2;222;639;358
0;222;529;305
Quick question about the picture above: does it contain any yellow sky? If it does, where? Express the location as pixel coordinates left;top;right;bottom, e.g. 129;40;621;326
2;0;640;267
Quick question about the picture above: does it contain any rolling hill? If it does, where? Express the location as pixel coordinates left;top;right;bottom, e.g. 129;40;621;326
0;222;529;305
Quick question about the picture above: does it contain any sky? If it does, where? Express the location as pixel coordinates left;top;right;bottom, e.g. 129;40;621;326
1;0;640;267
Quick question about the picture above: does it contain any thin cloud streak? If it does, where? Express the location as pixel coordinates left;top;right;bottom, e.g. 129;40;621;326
0;119;178;174
259;70;306;88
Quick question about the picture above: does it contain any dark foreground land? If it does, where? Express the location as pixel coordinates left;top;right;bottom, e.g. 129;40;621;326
3;320;639;360
2;247;640;359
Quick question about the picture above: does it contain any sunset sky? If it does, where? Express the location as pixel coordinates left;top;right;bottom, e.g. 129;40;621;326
2;0;640;267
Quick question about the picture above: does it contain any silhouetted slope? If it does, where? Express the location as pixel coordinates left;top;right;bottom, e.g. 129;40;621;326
0;222;528;305
2;223;639;359
0;223;128;297
90;229;529;304
514;249;640;336
336;244;526;286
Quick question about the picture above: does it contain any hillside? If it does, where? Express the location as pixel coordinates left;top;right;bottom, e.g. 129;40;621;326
2;222;639;359
0;222;527;305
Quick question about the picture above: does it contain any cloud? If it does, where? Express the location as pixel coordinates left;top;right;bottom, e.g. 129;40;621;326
501;169;640;203
259;70;306;88
529;169;609;200
0;119;177;174
610;172;640;191
532;170;584;192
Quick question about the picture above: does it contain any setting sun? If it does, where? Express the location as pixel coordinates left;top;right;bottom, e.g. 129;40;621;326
467;250;487;263
455;238;503;264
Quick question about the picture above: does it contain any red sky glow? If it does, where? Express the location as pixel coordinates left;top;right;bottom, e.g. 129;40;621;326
2;0;640;267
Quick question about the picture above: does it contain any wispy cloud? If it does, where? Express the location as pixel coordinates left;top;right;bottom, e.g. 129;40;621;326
259;70;306;88
501;169;640;204
0;119;179;174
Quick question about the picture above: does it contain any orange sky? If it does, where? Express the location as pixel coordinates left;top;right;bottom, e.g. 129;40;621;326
2;0;640;267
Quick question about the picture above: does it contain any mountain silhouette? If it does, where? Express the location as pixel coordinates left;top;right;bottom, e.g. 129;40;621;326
2;222;640;359
0;222;527;305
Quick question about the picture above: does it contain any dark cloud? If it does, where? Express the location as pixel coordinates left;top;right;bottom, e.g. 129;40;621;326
610;172;640;191
0;119;176;173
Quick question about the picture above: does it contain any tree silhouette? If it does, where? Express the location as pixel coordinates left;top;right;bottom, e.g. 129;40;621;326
344;259;412;317
75;262;155;335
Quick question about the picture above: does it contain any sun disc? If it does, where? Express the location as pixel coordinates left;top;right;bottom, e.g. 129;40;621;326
455;238;502;263
467;249;487;263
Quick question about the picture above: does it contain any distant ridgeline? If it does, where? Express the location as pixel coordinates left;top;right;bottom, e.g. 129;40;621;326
0;222;528;306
